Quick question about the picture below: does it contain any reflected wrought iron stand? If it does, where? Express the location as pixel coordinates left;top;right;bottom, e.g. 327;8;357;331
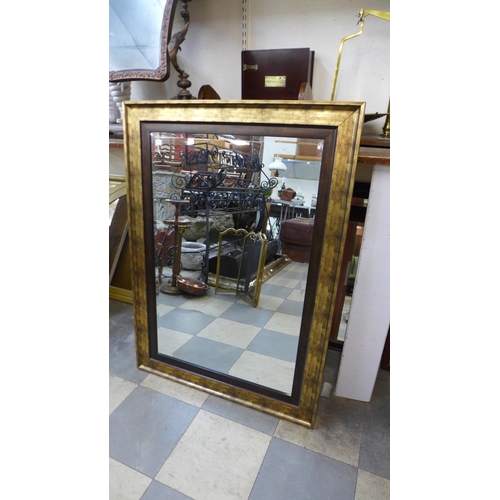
159;199;191;295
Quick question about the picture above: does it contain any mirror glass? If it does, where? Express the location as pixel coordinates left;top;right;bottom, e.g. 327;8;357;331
109;0;163;72
151;132;322;396
109;0;177;81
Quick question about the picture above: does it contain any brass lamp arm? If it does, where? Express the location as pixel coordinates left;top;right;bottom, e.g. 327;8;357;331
330;9;390;101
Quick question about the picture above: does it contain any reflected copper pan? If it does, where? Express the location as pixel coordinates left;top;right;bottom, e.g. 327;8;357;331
176;276;210;296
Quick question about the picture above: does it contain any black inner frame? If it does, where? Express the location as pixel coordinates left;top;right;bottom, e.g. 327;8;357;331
140;121;338;406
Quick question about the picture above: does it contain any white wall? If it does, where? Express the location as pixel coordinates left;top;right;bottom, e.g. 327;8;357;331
128;0;390;137
248;1;389;116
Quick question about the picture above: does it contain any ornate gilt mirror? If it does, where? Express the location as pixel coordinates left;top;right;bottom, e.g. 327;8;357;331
124;100;364;428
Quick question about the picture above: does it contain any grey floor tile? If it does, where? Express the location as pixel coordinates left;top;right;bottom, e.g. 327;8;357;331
220;302;275;328
109;325;149;385
140;480;193;500
370;369;390;407
358;371;390;479
323;349;342;388
202;394;279;435
294;278;306;290
259;283;293;299
358;423;389;481
109;385;199;478
249;437;357;500
109;300;134;345
173;336;244;373
246;328;299;362
157;292;190;308
276;298;304;316
275;392;365;467
158;308;216;334
110;374;138;415
278;269;308;281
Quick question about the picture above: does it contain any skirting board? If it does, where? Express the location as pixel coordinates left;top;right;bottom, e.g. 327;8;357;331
109;286;133;304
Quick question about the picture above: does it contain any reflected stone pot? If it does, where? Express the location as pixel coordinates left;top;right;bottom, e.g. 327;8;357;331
182;214;234;242
180;242;205;270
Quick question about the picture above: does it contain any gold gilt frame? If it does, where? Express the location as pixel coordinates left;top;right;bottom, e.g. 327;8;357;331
123;100;364;428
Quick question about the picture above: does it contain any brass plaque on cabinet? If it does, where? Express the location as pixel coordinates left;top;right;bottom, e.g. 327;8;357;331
265;76;286;87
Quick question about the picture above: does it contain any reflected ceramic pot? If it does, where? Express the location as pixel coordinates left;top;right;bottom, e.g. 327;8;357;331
180;242;205;270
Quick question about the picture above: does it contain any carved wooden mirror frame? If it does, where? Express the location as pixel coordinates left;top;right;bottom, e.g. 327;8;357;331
123;100;364;428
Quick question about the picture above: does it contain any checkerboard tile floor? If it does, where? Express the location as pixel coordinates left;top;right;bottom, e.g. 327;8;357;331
109;268;389;500
156;261;306;394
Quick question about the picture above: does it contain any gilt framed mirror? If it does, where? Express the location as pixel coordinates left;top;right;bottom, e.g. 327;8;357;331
109;0;178;82
123;100;364;428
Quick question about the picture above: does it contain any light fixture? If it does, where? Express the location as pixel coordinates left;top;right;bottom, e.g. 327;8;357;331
229;139;249;146
217;135;249;146
268;156;287;175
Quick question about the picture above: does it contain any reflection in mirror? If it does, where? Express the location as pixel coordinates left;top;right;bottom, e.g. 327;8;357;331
233;230;267;307
213;228;268;308
150;132;323;396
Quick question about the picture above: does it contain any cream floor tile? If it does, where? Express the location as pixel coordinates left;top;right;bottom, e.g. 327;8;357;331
286;288;306;302
179;296;234;316
355;470;390;500
141;373;209;407
157;303;175;316
109;458;152;500
228;350;295;394
266;275;300;288
255;294;285;311
275;408;362;467
155;409;272;500
157;327;193;356
263;311;301;336
109;375;137;415
197;317;261;349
